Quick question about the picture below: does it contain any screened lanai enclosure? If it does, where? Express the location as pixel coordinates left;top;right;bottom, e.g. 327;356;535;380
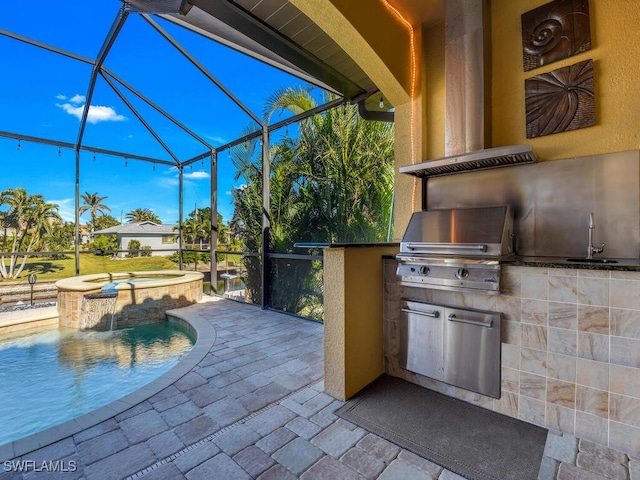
0;0;394;320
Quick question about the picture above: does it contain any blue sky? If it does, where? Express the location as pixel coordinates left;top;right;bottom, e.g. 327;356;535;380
0;0;326;225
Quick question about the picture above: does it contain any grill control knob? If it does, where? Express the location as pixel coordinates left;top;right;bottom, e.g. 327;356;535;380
419;266;430;276
455;268;469;280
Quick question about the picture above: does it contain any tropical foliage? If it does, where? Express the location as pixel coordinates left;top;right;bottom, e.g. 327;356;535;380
0;188;62;278
46;221;75;258
127;239;142;257
80;192;111;240
92;214;119;231
126;208;161;224
92;234;119;255
230;87;394;316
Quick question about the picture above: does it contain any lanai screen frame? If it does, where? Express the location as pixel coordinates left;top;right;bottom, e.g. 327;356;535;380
0;2;350;308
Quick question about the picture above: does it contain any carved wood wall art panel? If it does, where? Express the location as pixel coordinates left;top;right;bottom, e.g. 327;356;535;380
521;0;591;71
525;59;594;138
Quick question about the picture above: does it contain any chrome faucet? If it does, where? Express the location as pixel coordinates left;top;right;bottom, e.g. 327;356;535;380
586;212;605;259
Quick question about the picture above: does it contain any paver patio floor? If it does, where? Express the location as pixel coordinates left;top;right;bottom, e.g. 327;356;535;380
0;297;640;480
10;297;624;480
2;297;589;479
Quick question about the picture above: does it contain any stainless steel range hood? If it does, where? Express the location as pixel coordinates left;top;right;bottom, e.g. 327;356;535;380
400;145;536;178
401;0;537;179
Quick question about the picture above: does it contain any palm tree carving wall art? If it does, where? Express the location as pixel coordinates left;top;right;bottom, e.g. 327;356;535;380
525;59;594;138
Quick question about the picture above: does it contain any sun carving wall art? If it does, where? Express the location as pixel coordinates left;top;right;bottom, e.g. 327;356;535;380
522;0;594;138
525;59;594;138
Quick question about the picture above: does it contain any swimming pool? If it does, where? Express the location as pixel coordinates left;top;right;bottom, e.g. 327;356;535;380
0;321;195;446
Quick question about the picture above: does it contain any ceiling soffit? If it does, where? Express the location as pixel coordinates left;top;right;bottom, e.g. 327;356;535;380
163;0;371;102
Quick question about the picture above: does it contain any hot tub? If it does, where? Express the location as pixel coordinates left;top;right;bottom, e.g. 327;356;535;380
56;270;204;329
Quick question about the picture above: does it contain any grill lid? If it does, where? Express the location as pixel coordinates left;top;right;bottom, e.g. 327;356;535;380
399;206;514;258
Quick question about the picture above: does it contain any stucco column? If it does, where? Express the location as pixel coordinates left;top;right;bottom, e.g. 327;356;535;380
323;245;399;400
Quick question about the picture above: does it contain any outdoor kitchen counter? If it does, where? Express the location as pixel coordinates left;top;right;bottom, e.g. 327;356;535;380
320;242;400;401
381;254;640;271
505;256;640;271
295;242;400;248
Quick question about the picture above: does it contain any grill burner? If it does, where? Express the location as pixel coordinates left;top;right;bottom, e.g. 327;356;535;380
396;206;514;295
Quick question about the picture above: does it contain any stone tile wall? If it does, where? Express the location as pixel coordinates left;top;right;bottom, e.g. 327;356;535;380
58;278;203;329
383;260;640;458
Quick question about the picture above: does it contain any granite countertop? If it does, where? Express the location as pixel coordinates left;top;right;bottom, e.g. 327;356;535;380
294;242;400;248
505;256;640;271
384;253;640;271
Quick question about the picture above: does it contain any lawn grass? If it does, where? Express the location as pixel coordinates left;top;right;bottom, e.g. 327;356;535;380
0;254;179;283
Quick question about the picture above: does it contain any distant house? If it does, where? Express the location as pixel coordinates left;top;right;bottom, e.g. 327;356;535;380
93;221;178;257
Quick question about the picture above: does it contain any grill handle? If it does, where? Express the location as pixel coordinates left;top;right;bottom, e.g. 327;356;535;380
404;243;487;254
447;314;493;328
401;308;440;318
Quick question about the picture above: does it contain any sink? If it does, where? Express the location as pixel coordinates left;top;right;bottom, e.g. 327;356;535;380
566;258;619;264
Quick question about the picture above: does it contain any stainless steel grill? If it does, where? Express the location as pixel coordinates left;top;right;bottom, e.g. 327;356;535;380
396;206;512;398
396;206;514;295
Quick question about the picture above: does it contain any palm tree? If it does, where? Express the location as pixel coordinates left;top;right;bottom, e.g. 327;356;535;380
266;86;395;243
0;188;61;279
230;87;394;314
79;192;110;241
181;218;199;247
125;208;161;224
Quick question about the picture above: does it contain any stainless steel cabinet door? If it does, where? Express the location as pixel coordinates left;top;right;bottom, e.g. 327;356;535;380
443;306;501;398
399;300;445;381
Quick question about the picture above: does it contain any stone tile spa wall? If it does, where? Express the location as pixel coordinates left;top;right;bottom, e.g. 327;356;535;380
383;260;640;458
57;271;203;330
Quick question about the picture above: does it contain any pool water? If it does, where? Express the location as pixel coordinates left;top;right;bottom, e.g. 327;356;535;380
0;322;195;446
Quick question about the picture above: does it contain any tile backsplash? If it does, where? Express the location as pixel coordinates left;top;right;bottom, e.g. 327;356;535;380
383;260;640;457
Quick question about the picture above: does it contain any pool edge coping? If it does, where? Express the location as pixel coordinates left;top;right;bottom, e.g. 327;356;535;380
0;300;217;461
54;270;205;292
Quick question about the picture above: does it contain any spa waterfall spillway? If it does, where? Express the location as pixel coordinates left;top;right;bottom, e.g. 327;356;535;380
56;270;204;330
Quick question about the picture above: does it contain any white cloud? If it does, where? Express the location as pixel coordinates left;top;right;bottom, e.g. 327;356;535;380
155;167;209;190
56;93;126;124
69;94;86;104
184;171;210;180
55;93;67;100
206;134;227;144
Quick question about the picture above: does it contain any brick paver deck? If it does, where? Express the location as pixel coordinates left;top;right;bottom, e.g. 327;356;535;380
0;297;635;479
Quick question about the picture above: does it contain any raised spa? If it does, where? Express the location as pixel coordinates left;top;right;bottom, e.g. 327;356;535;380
56;270;204;330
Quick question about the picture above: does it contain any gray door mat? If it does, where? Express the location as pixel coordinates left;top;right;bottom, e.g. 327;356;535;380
335;375;548;480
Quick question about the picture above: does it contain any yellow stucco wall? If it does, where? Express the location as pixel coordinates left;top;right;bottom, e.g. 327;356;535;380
491;0;640;161
424;1;640;163
324;246;399;401
323;248;346;399
326;0;412;101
